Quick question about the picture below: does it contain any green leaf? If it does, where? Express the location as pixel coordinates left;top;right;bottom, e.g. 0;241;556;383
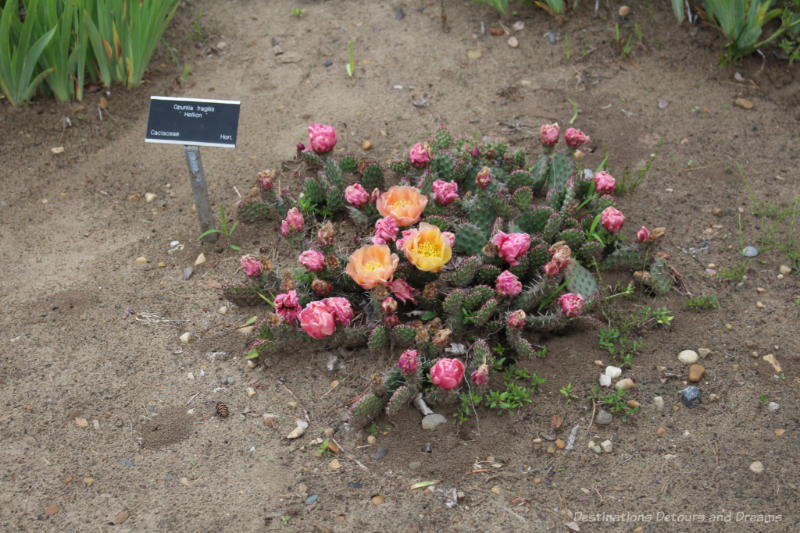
245;349;259;359
243;316;258;326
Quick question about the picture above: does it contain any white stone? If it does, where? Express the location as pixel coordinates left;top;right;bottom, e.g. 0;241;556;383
600;439;613;453
144;192;157;203
179;332;194;344
599;374;612;387
246;387;256;398
194;253;206;266
678;350;699;364
749;461;764;474
604;365;622;378
653;396;665;410
767;402;779;412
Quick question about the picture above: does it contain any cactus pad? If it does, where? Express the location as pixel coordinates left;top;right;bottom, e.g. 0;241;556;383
385;385;416;417
455;223;488;255
347;393;386;428
565;260;600;301
368;325;388;351
237;197;271;223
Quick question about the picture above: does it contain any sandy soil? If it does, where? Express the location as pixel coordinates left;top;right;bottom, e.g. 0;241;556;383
1;1;798;531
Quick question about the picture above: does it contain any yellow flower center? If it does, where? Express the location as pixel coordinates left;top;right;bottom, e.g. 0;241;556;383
364;261;384;271
391;199;409;209
416;241;440;257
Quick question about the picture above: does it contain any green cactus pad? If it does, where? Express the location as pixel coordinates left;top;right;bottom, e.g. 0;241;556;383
301;150;325;168
392;324;417;347
435;128;453;150
578;240;605;264
506;328;535;358
326;185;345;212
385;385;416;417
388;158;410;174
302;177;326;206
464;285;494;311
506;170;533;192
450;256;482;287
476;264;502;285
512;186;533;210
515;205;554;234
472;338;491;362
512;149;526;170
347;393;386;428
600;245;641;270
509;254;531;279
339;154;359;173
469;196;498;230
649;257;672;295
455;223;488;256
222;283;264;307
529;154;550;193
527;243;550;273
324;158;344;189
346;206;370;226
237;197;271;223
430;152;455;182
514;277;556;311
361;163;385;192
442;288;467;316
542;211;565;241
555;228;586;251
596;194;618;211
525;311;566;330
565;260;600;301
474;298;498;327
422;215;451;232
368;325;389;352
550;151;575;194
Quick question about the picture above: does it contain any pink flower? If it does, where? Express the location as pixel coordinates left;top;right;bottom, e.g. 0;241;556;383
469;146;481;158
240;255;262;278
432;179;459;206
307;123;337;153
471;364;490;386
384;313;399;327
551;244;572;270
395;229;416;254
371;216;399;245
408;142;431;168
388;278;419;304
397;349;419;375
299;250;325;272
593;171;616;195
564;128;590;148
322;297;353;326
257;171;274;192
345;183;369;208
430;358;465;390
280;220;291;237
558;292;585;317
442;231;456;247
283;207;304;234
381;297;398;315
637;226;650;243
540;123;560;147
495;270;522;297
600;207;625;233
543;260;560;277
370;188;381;203
507;309;526;329
299;300;337;339
492;231;531;266
475;166;492;189
275;290;300;324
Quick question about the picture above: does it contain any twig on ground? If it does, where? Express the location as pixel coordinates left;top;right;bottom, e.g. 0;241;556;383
587;399;597;430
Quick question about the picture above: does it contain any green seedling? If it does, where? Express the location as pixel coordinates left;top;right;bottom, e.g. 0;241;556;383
590;387;638;422
560;382;577;404
686;293;720;310
564;34;571;60
198;204;240;250
290;8;305;17
345;39;354;77
567;97;578;124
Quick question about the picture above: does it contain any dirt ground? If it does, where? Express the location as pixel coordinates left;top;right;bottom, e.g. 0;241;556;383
1;1;799;531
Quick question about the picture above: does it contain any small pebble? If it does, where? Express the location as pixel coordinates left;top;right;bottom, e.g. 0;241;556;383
512;21;525;31
657;426;666;436
305;494;319;505
466;49;482;60
507;36;519;48
735;98;754;109
756;301;766;309
678;386;701;408
615;378;634;391
688;364;705;382
157;261;166;268
371;495;384;506
183;267;194;280
374;446;387;460
749;461;764;474
246;387;256;398
555;439;566;449
545;31;557;45
767;402;779;412
491;485;502;495
216;41;227;51
135;256;149;263
595;409;613;425
599;374;612;387
678;349;699;364
328;459;341;471
421;413;447;430
194;253;206;266
778;265;792;275
774;429;786;436
74;417;89;428
421;442;432;453
698;348;711;358
367;435;377;444
362;140;372;150
179;332;193;344
323;428;334;438
144;192;157;203
395;7;405;20
653;396;664;410
742;246;758;257
600;440;613;453
762;353;782;373
725;323;733;331
51;146;65;155
604;366;622;378
217;305;228;315
618;5;631;16
323;60;332;67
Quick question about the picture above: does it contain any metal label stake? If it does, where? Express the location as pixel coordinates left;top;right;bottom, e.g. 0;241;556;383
184;145;217;242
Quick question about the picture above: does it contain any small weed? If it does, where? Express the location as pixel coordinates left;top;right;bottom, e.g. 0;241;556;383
454;390;482;426
366;423;378;436
615;139;661;195
759;394;767;406
718;261;748;282
198;204;240;250
564;34;571;60
345;39;355;77
590;386;639;422
281;516;291;526
560;382;577;404
686;293;719;311
290;8;305;17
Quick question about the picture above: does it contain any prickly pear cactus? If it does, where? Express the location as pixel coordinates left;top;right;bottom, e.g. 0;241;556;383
448;256;482;287
601;245;641;270
348;393;386;428
385;385;416;416
326;185;345;212
324;158;344;190
237;197;271;223
302;177;326;206
526;311;566;330
340;154;358;173
578;240;605;264
222;283;264;307
476;264;501;285
392;324;417;346
464;285;494;311
368;325;388;352
454;223;488;255
512;186;533;210
434;128;452;150
648;257;672;295
474;298;498;327
361;163;384;192
565;260;600;301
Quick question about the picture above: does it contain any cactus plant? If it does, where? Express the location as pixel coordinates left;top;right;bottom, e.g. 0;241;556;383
348;393;386;428
565;260;600;301
455;223;488;255
385;385;417;416
361;163;385;192
368;325;389;351
237;197;271;223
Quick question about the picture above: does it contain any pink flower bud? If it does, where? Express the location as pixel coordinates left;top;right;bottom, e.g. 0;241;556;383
257;170;275;191
441;231;456;248
322;297;354;325
299;250;326;272
381;297;398;315
469;146;481;158
540;123;560;147
558;292;585;317
283;207;305;234
311;278;332;296
397;349;419;375
507;309;526;329
296;142;306;153
564;128;590;148
307;123;337;154
318;220;335;246
370;188;381;203
543;260;560;277
274;290;300;324
600;207;625;233
299;300;337;339
408;142;431;168
371;216;399;245
637;226;650;243
495;270;522;297
345;183;369;208
430;358;465;390
471;364;490;386
384;313;399;327
492;231;531;266
475;166;492;189
432;179;459;206
280;220;291;237
593;171;616;195
240;255;262;278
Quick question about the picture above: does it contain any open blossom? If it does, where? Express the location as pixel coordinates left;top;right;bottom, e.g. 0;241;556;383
345;244;399;289
475;166;492;189
408;142;431;168
495;270;522;297
299;300;337;339
377;186;428;227
540;123;560;147
398;349;419;375
558;292;585;317
432;179;459;206
345;183;369;208
637;226;651;243
430;358;465;390
492;231;530;266
318;220;335;246
299;250;325;272
371;216;399;245
551;244;572;270
240;255;262;278
564;127;590;148
274;290;300;324
507;309;526;329
593;171;616;195
388;278;419;304
322;297;353;326
543;260;560;277
283;207;304;234
471;364;490;386
307;123;337;153
402;223;453;273
600;207;625;233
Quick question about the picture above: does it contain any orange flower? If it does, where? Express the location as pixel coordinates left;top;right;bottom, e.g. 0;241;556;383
402;223;452;272
345;244;399;289
376;186;428;227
